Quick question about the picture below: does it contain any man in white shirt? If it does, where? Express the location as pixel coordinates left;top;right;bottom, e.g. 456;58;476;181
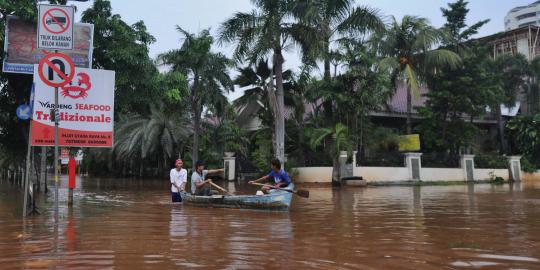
170;159;187;202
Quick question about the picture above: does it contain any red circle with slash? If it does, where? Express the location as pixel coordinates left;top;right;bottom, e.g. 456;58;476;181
38;53;75;88
42;8;71;34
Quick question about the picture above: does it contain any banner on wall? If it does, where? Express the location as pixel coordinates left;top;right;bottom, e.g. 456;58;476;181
31;66;115;148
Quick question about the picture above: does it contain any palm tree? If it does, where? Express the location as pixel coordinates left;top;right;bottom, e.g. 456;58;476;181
219;0;296;163
309;123;351;184
234;60;277;123
114;104;191;176
234;59;294;143
200;105;250;163
292;0;384;79
159;27;233;168
375;16;461;134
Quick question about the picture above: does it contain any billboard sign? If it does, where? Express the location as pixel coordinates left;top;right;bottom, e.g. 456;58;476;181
3;16;93;74
31;66;115;148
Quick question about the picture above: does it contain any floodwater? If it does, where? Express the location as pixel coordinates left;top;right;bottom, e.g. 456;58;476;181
1;177;540;270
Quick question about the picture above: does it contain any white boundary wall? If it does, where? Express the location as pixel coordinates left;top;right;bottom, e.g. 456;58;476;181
291;155;534;183
293;166;517;183
421;168;464;182
291;152;540;183
353;167;408;182
293;167;333;183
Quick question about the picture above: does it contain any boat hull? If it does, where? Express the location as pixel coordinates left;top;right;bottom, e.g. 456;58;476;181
180;184;294;211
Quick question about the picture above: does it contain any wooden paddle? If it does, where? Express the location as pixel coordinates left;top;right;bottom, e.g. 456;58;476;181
209;181;234;196
249;182;309;198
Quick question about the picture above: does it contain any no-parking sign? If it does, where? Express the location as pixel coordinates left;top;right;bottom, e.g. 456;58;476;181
38;52;75;88
37;4;74;50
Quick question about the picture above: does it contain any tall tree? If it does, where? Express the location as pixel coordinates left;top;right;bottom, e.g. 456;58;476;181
114;103;191;176
81;0;159;115
440;0;489;51
491;54;530;153
233;60;293;146
219;0;296;163
159;27;233;168
418;0;493;154
375;16;462;134
292;0;384;79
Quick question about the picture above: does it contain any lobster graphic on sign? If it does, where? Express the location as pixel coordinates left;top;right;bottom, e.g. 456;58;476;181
61;72;91;99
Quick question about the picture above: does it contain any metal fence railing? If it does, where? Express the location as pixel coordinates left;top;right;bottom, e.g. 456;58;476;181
236;155;261;174
303;152;332;167
357;151;404;167
474;155;508;169
421;153;461;168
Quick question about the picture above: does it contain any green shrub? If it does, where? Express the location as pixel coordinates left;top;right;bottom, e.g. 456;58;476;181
521;156;537;173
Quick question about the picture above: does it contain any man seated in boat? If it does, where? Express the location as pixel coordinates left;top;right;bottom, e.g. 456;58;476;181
170;159;187;202
249;159;291;193
191;160;225;196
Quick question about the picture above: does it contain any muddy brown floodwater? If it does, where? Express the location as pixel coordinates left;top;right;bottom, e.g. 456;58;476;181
1;177;540;269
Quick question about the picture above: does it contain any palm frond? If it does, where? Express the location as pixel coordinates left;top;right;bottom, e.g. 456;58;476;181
309;127;333;149
424;49;462;71
404;64;420;98
337;5;384;35
378;57;399;72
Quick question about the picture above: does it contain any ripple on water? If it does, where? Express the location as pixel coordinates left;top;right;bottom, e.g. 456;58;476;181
477;254;539;262
1;181;540;269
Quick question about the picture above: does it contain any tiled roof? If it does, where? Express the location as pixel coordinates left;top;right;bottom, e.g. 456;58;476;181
233;80;507;126
385;81;429;114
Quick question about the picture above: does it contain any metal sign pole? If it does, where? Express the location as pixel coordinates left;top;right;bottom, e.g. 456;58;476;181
54;50;59;219
23;121;33;217
54;85;59;217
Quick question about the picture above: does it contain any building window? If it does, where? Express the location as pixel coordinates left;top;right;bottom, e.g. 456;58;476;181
517;12;537;20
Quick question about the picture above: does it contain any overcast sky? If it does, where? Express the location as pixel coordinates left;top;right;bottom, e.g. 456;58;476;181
71;0;536;100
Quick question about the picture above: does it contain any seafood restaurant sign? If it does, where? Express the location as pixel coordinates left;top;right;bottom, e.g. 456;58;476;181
31;66;115;147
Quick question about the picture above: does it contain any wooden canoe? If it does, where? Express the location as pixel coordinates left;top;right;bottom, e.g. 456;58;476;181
180;184;294;211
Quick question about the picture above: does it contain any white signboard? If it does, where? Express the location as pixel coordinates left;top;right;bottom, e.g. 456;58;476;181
32;66;116;148
75;150;84;162
37;4;74;50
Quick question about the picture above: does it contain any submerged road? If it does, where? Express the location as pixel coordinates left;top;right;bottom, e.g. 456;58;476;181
1;177;540;269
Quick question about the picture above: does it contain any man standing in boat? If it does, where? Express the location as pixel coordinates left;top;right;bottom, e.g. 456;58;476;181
191;160;225;196
170;159;187;202
249;159;291;192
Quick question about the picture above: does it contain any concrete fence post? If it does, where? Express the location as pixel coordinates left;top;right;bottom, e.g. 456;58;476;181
460;154;475;181
223;152;236;182
507;156;522;182
339;151;349;179
404;153;422;181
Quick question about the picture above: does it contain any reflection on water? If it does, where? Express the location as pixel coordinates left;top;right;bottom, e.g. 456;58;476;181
1;176;540;269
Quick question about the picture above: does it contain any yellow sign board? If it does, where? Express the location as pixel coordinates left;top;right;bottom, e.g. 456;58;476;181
398;134;421;151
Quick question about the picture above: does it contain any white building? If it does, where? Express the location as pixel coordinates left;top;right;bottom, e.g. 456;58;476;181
505;1;540;30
